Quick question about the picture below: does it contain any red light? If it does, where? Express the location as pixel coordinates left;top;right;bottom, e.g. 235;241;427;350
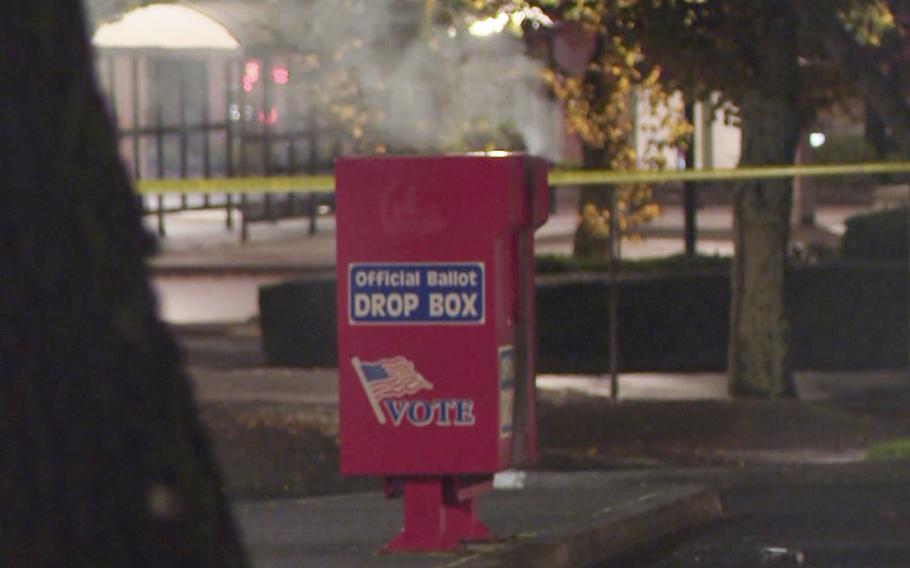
242;60;261;92
244;60;260;82
258;107;279;125
272;66;289;85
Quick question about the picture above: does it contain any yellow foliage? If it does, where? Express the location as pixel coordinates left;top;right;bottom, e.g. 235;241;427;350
579;202;610;239
838;0;895;47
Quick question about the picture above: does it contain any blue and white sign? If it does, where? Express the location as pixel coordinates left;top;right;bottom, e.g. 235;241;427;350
349;262;484;324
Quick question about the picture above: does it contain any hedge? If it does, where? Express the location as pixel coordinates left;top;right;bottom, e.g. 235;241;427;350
259;275;337;368
788;263;906;369
840;206;908;261
259;263;908;372
535;272;729;373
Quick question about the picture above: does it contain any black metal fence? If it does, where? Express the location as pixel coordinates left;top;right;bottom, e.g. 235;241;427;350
95;50;343;239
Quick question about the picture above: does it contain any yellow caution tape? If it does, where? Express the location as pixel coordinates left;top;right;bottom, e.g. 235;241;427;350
136;175;335;194
134;161;910;194
550;161;910;185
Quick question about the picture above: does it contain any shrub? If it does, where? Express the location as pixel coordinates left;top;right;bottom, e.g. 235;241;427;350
259;275;337;367
259;261;908;371
788;263;906;369
535;272;729;373
840;207;908;261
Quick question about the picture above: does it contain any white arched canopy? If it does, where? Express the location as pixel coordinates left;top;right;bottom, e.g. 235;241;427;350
93;4;240;50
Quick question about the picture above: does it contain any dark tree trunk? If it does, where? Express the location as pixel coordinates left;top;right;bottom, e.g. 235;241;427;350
573;145;612;258
728;3;800;398
572;32;616;260
0;3;248;566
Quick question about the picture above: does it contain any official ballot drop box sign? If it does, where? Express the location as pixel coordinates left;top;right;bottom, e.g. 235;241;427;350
336;154;548;476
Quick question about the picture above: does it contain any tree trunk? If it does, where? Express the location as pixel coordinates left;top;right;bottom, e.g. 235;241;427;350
0;3;248;566
573;146;612;258
572;31;617;260
728;4;800;398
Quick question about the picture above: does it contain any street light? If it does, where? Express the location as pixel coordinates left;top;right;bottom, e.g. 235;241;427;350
809;131;826;148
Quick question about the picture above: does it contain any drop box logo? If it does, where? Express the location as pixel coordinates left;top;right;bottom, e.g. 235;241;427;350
351;356;476;427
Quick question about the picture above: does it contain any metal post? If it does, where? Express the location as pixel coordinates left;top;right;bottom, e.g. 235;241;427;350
241;193;249;242
154;59;166;237
286;67;298;174
130;55;142;180
178;60;189;210
262;55;273;176
128;55;146;216
225;59;235;230
105;55;118;129
288;140;297;174
609;185;620;401
262;54;273;221
702;97;714;171
307;108;319;173
226;193;235;230
201;58;212;207
157;193;166;236
630;87;639;165
239;61;248;176
684;102;697;257
309;192;318;235
238;60;249;239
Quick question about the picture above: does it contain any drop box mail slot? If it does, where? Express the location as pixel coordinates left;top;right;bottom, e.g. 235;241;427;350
335;154;548;476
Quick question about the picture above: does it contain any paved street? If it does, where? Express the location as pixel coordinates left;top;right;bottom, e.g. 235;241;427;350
602;463;910;567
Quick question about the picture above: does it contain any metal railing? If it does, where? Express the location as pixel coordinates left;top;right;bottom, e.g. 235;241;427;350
133;161;910;245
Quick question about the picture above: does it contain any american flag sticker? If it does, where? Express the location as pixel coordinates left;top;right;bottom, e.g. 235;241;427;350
351;356;434;424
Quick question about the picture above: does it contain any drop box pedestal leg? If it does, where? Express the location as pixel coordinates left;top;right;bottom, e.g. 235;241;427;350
383;476;494;553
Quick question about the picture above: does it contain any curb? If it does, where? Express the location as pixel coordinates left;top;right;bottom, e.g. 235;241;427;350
456;486;723;568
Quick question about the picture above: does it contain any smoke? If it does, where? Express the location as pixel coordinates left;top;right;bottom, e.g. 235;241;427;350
294;0;562;161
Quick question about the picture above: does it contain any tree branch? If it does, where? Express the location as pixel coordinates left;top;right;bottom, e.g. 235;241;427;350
795;1;910;155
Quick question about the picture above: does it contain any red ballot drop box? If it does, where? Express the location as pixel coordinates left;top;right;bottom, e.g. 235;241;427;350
335;154;548;552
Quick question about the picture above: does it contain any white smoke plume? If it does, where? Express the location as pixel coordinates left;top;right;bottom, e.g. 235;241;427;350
293;0;562;161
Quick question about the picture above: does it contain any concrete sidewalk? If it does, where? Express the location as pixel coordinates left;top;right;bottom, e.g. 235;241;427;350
191;364;909;409
233;477;720;568
147;204;855;273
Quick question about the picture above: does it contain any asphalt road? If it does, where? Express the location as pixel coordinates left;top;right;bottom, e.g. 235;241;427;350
604;463;910;568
